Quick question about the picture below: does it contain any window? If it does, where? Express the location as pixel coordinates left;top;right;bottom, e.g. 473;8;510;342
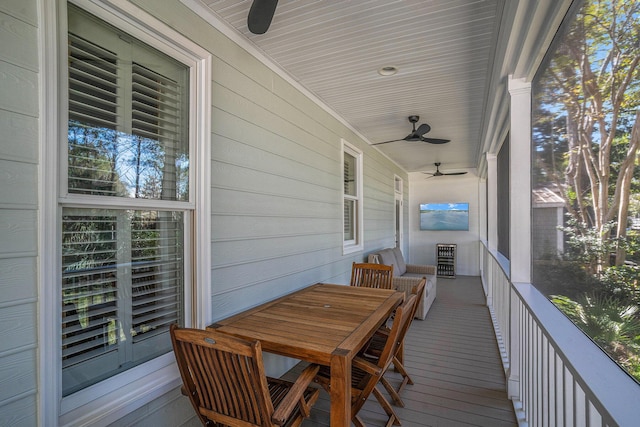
41;1;211;423
343;140;363;254
394;175;403;194
61;4;190;396
532;0;640;382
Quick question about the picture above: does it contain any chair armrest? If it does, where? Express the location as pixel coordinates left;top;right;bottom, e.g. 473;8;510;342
272;363;320;424
392;276;425;295
405;264;436;275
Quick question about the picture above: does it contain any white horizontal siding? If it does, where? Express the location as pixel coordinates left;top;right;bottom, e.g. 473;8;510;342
0;0;409;425
204;34;405;321
0;0;37;27
0;393;36;426
124;0;407;310
0;160;37;208
0;1;39;424
0;111;38;163
0;302;37;353
106;387;200;427
0;61;38;116
0;11;38;71
0;258;37;303
0;210;37;255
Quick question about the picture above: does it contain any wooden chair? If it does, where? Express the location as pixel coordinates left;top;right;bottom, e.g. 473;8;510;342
364;278;426;407
350;262;394;289
170;324;320;427
314;294;417;427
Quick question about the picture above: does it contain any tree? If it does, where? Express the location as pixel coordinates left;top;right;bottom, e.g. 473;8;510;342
534;0;640;267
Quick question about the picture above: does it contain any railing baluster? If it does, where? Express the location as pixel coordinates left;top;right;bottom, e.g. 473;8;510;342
480;241;638;427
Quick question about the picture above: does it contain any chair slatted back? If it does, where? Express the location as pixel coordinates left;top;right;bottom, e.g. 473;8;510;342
408;278;426;322
352;293;417;415
350;262;394;289
377;293;417;372
170;325;274;427
362;279;426;408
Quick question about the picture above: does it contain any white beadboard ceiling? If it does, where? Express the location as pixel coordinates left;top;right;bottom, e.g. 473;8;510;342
193;0;505;174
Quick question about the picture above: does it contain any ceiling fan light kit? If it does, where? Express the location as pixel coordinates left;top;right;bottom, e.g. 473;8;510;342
373;115;450;146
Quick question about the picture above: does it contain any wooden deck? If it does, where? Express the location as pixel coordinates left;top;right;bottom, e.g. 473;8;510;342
287;275;518;426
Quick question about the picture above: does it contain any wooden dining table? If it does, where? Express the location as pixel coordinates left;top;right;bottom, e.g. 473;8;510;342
208;283;404;427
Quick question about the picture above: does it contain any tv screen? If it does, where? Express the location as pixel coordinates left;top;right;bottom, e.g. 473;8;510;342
419;202;469;231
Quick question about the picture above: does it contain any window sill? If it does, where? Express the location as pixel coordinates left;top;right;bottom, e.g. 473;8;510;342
343;243;364;255
60;354;181;427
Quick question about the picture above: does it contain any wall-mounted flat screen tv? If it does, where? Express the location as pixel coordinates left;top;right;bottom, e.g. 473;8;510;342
419;202;469;231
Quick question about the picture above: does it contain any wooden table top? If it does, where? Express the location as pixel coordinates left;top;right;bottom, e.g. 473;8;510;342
208;283;404;365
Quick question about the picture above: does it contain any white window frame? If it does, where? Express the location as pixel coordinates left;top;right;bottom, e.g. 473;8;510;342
39;1;211;425
342;139;364;254
394;175;404;250
394;175;403;195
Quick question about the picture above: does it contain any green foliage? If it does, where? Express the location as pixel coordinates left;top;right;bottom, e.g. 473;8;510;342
551;293;640;381
560;216;619;271
533;258;601;300
533;0;640;255
600;265;640;306
533;0;640;384
625;231;640;262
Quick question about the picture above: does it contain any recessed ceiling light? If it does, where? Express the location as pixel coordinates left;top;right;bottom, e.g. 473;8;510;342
378;66;398;76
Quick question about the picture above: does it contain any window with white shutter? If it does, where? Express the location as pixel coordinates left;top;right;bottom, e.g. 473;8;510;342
343;140;363;254
61;5;190;396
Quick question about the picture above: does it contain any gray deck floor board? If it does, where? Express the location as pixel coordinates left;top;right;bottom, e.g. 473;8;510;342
288;275;517;426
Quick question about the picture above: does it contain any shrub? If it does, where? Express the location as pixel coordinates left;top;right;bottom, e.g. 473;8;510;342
533;258;601;300
600;265;640;306
551;293;640;382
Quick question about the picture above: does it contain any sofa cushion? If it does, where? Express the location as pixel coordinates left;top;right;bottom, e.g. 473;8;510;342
392;247;407;276
401;272;426;279
378;248;399;276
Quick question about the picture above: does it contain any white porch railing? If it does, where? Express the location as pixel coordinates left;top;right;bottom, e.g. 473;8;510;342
481;242;640;427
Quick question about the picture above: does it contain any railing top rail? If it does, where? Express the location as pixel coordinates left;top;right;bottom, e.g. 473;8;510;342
513;281;640;426
481;240;510;278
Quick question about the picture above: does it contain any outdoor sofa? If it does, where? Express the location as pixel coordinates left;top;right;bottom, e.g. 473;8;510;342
367;247;437;319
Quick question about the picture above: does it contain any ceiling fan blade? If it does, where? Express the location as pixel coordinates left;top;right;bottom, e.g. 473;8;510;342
371;139;402;146
422;163;467;177
420;137;450;144
415;123;431;135
375;117;448;145
403;133;422;142
248;0;278;34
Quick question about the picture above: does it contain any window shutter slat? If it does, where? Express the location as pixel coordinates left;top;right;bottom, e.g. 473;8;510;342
63;5;189;396
130;212;183;342
62;212;118;371
61;209;184;385
67;32;121;197
68;34;118;127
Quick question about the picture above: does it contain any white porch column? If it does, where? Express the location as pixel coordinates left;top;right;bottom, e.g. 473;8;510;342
506;75;532;403
508;75;531;283
486;153;498;253
485;153;498;305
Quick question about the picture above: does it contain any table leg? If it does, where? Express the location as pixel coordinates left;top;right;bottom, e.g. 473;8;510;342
330;350;351;427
